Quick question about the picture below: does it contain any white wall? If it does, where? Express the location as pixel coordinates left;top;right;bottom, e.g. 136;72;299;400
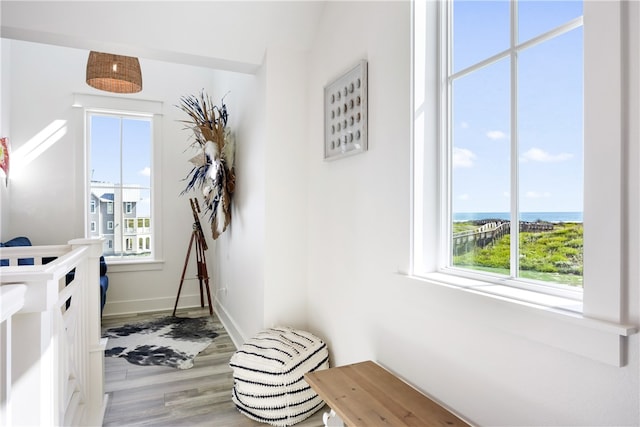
208;64;266;344
212;47;312;344
263;48;310;332
3;39;262;317
0;39;10;238
304;1;639;426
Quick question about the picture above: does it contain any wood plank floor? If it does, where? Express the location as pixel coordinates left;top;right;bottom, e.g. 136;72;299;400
102;308;326;426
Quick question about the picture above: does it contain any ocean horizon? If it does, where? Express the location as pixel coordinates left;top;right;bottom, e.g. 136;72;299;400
453;211;583;223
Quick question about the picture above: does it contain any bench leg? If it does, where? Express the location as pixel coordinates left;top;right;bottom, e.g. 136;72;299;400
323;409;345;427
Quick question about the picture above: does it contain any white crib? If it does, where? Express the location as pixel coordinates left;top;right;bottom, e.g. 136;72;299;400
0;238;106;426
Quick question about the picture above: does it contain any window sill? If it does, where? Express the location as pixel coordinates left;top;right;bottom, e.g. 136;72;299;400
403;272;638;367
105;259;164;273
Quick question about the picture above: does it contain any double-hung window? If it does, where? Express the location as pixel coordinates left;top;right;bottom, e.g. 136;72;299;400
413;0;637;365
77;93;163;267
88;111;153;260
446;1;583;291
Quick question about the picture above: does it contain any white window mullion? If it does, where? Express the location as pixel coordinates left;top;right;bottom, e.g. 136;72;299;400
118;117;125;257
510;0;519;278
446;0;456;270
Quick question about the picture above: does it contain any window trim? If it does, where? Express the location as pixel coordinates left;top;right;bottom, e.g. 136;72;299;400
73;93;164;266
411;0;638;366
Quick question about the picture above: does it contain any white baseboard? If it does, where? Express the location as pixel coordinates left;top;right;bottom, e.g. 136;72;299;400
212;297;246;349
102;294;203;318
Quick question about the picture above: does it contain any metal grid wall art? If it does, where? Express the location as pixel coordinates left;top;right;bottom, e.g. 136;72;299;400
324;60;368;160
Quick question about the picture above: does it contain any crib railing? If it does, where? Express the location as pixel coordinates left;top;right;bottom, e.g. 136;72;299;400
0;238;106;426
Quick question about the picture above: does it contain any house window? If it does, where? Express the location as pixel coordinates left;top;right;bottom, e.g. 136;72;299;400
87;109;155;261
90;221;96;232
412;0;634;365
124;218;135;233
90;200;96;214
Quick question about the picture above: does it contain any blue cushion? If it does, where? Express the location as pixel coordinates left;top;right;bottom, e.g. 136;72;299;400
100;275;109;311
0;236;34;266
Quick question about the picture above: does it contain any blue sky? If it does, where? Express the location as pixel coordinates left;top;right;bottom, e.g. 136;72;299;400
451;0;583;214
90;115;151;216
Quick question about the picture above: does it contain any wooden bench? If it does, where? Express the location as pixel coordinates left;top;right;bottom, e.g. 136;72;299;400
304;360;470;427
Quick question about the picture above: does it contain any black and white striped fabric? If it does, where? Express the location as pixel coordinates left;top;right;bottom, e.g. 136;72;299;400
229;327;329;426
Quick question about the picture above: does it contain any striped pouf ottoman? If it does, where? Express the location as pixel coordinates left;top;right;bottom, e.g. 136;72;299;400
229;327;329;426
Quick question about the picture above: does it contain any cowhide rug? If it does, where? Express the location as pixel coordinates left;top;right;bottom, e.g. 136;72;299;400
103;316;219;369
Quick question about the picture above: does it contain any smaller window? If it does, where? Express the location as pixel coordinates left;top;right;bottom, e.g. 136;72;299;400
90;200;96;214
90;221;96;232
107;221;114;230
80;95;162;264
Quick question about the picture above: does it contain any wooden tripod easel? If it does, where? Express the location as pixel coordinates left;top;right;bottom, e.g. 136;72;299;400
173;198;213;316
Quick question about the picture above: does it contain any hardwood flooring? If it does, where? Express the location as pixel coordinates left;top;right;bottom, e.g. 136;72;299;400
101;308;326;427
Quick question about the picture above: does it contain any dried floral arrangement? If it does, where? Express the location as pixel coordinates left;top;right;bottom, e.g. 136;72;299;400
179;91;235;239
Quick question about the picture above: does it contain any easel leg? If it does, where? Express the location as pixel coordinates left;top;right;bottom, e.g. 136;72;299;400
196;239;205;308
195;235;213;315
175;198;214;316
199;245;214;315
173;231;196;316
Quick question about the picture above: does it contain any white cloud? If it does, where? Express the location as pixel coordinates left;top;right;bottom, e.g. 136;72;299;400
486;130;507;140
521;147;573;162
458;193;470;201
139;166;151;176
525;191;551;199
453;147;475;168
460;121;469;129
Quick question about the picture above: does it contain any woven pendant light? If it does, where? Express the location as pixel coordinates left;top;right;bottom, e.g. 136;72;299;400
86;51;142;93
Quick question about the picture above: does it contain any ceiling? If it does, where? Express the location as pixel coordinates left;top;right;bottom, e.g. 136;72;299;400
0;1;327;74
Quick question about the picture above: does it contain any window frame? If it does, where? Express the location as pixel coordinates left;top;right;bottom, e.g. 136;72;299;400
411;0;637;366
441;0;585;300
88;111;152;259
73;93;164;270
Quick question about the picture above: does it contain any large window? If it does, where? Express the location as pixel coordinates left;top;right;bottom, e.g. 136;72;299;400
413;0;635;365
446;1;584;289
87;111;154;261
